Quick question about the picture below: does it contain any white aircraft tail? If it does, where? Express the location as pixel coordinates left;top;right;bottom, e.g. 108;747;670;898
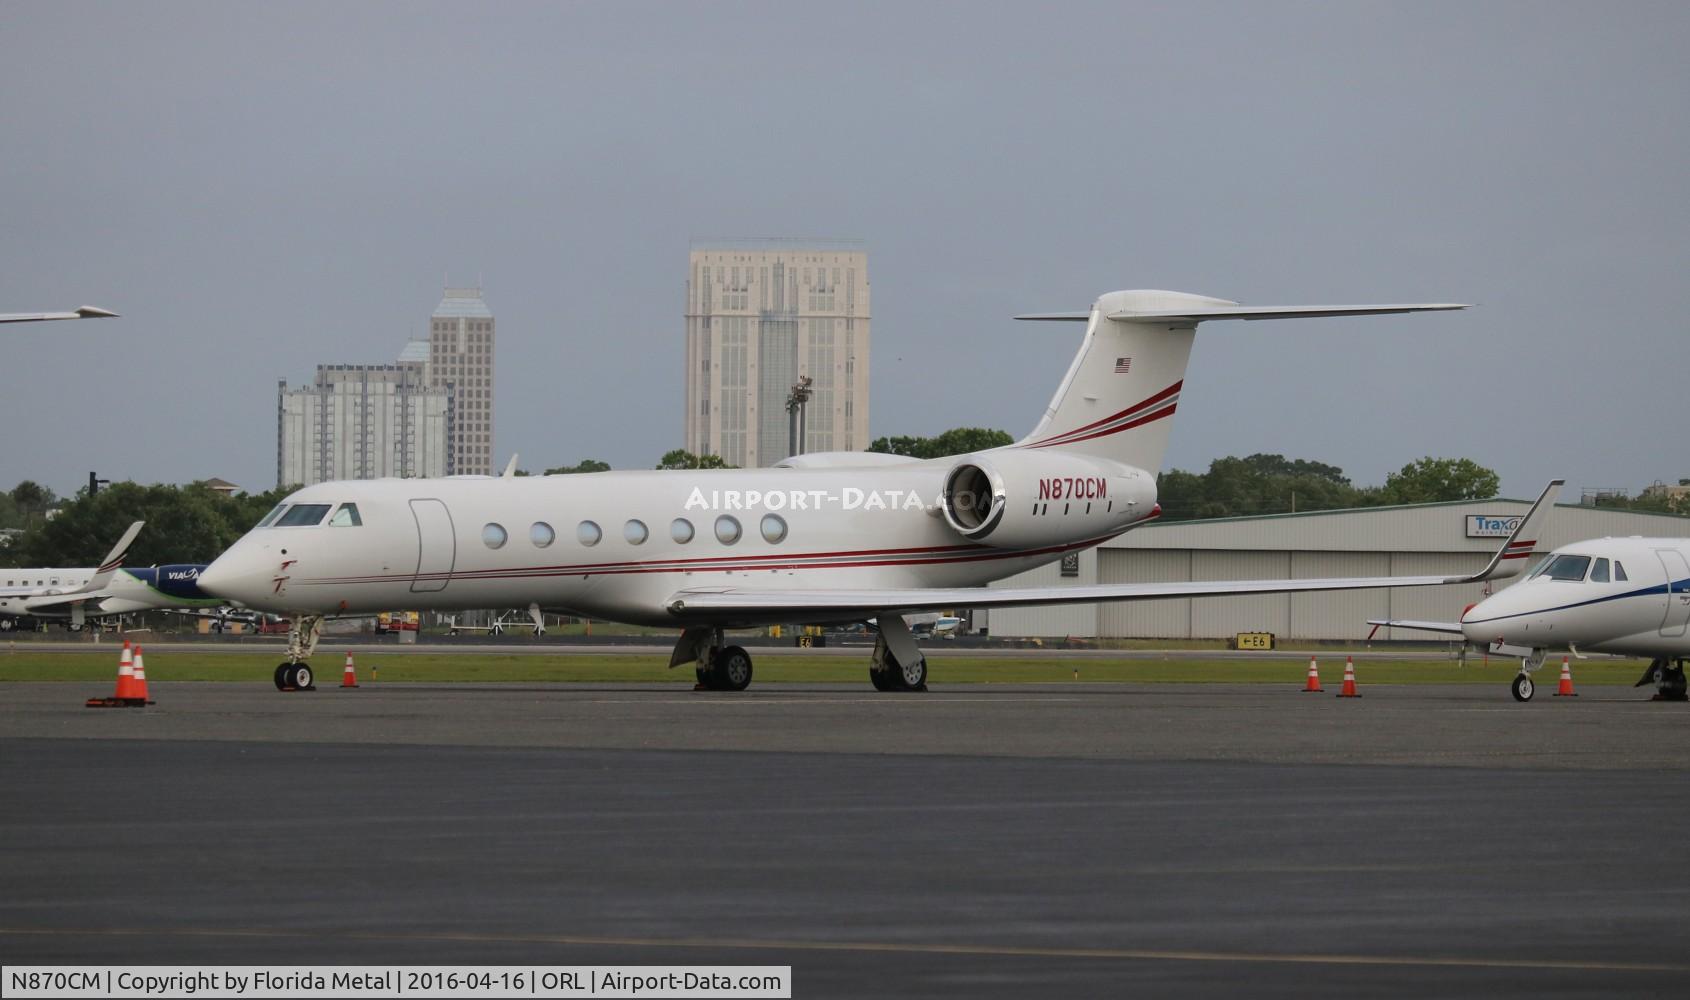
1467;479;1562;581
81;520;144;593
1012;290;1465;470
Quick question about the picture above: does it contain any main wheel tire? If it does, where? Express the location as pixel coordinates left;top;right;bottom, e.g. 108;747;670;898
712;646;753;692
1511;673;1534;702
896;655;928;692
869;667;894;692
1663;666;1688;701
284;663;314;690
274;663;290;690
695;665;714;689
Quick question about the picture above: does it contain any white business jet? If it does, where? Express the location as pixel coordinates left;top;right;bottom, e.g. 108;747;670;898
201;288;1544;693
0;522;145;630
1372;534;1690;702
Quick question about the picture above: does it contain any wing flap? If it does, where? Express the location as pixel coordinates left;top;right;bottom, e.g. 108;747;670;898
1366;619;1466;635
670;572;1477;620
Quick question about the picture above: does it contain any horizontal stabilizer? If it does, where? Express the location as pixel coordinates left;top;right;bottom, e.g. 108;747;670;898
1015;303;1468;324
1106;303;1467;323
1014;312;1091;322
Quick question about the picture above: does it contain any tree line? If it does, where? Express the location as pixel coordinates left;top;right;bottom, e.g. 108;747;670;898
1;480;291;567
3;437;1677;567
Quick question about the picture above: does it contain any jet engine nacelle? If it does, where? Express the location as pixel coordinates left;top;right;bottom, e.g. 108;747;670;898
940;451;1157;549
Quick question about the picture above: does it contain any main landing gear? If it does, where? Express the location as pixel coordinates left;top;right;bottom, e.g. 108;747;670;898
274;614;324;691
1636;658;1689;702
671;616;930;693
672;629;754;691
1512;648;1547;701
868;614;928;692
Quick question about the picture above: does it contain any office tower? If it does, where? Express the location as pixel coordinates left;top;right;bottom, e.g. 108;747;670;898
276;363;451;487
684;243;869;467
429;286;495;475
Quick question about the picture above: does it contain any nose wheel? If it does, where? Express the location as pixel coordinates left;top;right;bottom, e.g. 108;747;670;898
1509;649;1547;702
274;662;315;691
272;614;324;691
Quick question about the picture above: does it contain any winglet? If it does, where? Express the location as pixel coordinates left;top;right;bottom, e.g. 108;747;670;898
1461;480;1563;584
502;454;519;478
81;521;145;593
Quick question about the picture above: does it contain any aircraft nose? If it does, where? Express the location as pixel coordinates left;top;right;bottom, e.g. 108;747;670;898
198;550;258;605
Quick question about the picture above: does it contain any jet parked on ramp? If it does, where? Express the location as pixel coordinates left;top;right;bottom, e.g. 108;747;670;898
201;288;1524;693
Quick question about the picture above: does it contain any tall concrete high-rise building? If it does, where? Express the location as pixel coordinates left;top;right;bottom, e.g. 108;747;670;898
276;362;451;487
684;243;870;468
429;286;495;475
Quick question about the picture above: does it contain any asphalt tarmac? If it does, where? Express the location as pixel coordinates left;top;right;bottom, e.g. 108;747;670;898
3;682;1688;997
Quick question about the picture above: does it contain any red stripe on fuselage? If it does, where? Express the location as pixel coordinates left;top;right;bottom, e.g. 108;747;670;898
299;528;1145;588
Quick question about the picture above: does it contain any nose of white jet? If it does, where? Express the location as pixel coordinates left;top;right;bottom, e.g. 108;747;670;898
197;548;267;608
1459;592;1515;645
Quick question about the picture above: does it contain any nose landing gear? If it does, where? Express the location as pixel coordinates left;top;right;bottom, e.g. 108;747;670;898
1511;648;1547;702
273;614;324;691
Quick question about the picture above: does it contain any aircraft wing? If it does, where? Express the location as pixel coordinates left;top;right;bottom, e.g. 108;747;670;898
0;306;119;324
1366;619;1466;635
668;480;1562;622
18;593;105;613
672;573;1493;620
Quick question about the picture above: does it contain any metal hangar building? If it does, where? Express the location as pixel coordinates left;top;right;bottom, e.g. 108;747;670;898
984;499;1690;640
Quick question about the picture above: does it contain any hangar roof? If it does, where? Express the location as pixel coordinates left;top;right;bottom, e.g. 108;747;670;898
1109;499;1688;554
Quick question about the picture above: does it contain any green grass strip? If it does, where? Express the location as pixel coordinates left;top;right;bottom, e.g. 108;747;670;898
0;651;1651;686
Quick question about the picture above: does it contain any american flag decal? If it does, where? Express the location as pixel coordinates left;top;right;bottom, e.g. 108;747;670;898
1114;357;1131;373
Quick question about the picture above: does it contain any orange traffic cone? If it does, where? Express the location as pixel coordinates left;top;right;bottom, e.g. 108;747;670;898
113;641;137;699
87;640;149;707
1336;656;1361;698
1554;656;1578;697
130;646;152;704
1302;656;1323;692
340;652;359;689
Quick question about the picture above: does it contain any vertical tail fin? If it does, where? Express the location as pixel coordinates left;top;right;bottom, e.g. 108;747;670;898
1013;290;1466;470
79;521;145;593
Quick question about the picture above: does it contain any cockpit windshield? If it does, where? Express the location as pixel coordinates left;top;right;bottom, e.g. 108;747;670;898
274;503;333;527
255;504;289;528
328;503;362;527
1532;553;1592;582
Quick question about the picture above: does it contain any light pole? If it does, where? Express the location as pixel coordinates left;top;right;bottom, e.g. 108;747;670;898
786;375;814;458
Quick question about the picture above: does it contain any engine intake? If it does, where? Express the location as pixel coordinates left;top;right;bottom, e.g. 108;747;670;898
941;451;1156;549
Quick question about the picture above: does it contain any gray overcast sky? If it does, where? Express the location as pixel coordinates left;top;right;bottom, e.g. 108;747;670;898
3;1;1686;501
